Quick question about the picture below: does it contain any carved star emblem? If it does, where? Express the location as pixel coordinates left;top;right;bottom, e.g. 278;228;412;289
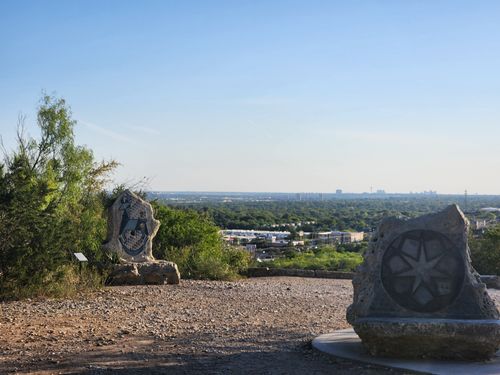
382;230;464;312
396;241;447;293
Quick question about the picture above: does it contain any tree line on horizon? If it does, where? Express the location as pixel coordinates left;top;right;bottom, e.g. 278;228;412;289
163;198;500;233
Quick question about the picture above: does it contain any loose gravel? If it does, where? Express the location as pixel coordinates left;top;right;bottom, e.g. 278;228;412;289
1;277;499;374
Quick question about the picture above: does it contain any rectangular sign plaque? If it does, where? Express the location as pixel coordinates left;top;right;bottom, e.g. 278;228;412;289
73;252;88;262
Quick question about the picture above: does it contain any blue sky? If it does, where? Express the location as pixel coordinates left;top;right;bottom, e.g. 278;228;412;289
1;1;500;193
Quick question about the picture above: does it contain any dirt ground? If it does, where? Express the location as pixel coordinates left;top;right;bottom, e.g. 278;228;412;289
1;277;498;375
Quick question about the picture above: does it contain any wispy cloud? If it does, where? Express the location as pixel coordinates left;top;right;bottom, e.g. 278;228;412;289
79;120;136;144
125;125;161;136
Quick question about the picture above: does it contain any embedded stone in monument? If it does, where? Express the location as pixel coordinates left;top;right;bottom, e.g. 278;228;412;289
107;261;180;285
103;190;180;285
346;204;500;360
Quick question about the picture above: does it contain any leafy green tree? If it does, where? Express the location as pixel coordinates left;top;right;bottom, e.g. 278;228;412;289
0;95;117;299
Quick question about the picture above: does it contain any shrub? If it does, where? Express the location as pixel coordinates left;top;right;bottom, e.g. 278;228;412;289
470;226;500;275
152;203;250;279
259;246;362;272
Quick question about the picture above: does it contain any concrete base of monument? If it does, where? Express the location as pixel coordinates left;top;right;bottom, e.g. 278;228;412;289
107;261;181;285
353;317;500;360
312;328;500;375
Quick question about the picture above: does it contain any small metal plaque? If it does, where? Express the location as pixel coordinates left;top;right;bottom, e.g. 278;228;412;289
73;252;88;262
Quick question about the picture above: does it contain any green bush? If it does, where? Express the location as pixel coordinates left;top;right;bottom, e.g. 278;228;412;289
259;246;362;272
470;226;500;275
152;203;250;279
0;95;116;300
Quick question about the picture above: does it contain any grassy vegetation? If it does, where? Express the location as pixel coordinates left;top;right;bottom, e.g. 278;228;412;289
257;246;363;272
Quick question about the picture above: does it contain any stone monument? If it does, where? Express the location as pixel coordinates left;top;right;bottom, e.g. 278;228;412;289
103;190;180;285
347;204;500;360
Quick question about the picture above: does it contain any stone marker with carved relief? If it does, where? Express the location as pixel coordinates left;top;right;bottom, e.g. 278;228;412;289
103;190;180;285
347;204;500;360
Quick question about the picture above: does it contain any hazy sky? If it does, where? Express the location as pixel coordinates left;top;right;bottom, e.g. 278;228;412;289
1;1;500;194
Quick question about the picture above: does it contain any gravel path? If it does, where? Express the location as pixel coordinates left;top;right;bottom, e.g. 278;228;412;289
1;277;499;374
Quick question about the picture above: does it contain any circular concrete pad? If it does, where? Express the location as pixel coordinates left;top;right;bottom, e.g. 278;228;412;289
312;328;500;375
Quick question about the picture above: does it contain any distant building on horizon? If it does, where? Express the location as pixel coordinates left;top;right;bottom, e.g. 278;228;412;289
314;231;364;244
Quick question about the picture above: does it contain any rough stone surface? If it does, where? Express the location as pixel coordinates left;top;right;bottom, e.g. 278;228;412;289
314;270;354;279
354;318;500;360
246;267;354;279
481;275;500;289
347;204;500;360
103;190;159;263
107;261;180;285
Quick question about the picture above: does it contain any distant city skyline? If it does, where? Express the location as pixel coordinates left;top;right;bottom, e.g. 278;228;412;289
1;1;500;194
147;190;481;198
